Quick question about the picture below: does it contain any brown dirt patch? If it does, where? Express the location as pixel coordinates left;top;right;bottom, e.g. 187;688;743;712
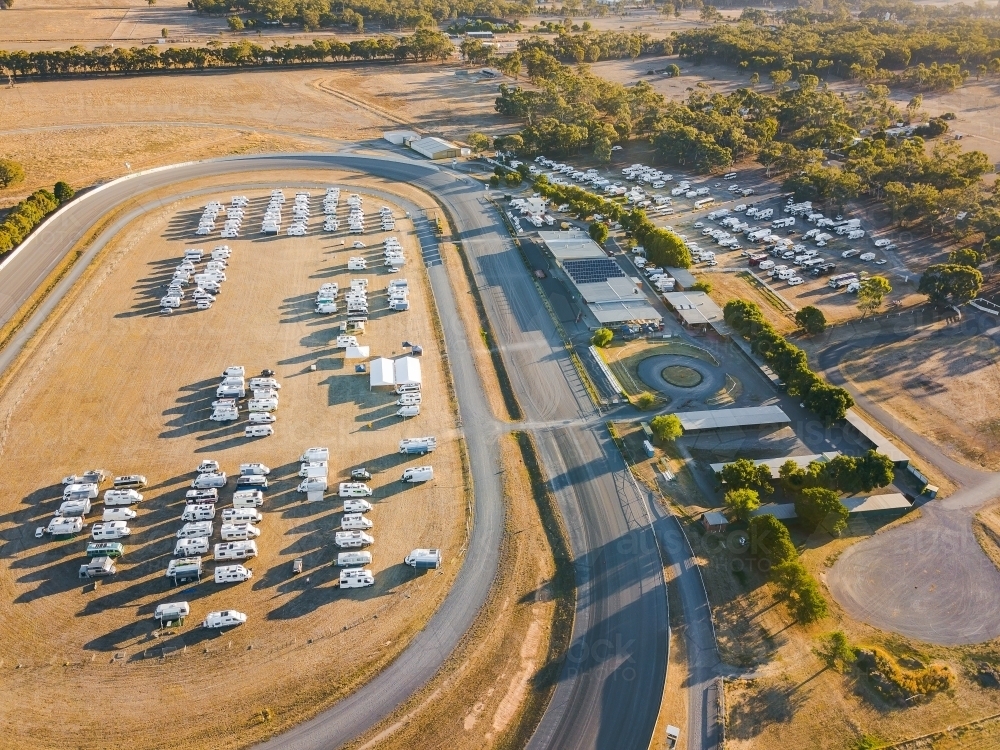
0;172;468;750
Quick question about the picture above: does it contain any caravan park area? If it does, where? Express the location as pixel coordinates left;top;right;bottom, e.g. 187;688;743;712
0;171;468;750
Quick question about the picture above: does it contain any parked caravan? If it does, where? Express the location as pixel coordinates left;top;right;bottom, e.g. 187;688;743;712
64;483;99;500
247;399;278;412
86;541;124;558
339;482;372;497
202;610;247;629
344;498;373;513
235;474;268;489
222;507;263;524
335;335;358;349
57;498;91;517
174;537;210;556
341;513;373;530
104;489;143;506
245;425;275;438
102;507;137;522
339;568;375;588
301;446;329;462
47;516;83;537
214;540;258;560
176;521;213;539
91;521;131;540
154;602;190;621
396;392;422;406
399;437;437;454
337;551;373;567
232;490;264;508
395;382;421;394
79;556;117;579
182;504;216;522
192;472;227;489
405;548;442;569
214;565;253;584
335;531;374;548
239;462;270;475
401;466;434;483
294;477;326;493
220;522;261;541
186;488;219;504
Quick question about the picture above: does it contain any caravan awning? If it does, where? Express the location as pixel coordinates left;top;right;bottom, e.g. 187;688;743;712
369;357;395;388
394;356;422;385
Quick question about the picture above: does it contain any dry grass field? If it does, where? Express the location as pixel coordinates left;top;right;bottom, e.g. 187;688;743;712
839;324;1000;470
0;174;469;750
0;63;501;205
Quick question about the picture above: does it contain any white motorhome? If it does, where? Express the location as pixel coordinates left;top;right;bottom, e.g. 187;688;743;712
102;507;137;522
338;482;372;497
214;540;258;560
166;556;203;583
335;530;374;548
202;610;247;629
214;565;253;584
245;425;275;438
182;504;216;522
79;557;117;579
192;472;226;489
57;498;91;517
397;405;420;418
186;488;218;503
339;569;375;588
399;437;436;454
64;483;99;500
298;463;328;478
401;466;434;483
298;477;328;493
341;513;373;530
396;392;422;406
222;507;263;524
337;551;372;567
344;498;372;513
335;335;358;349
247;399;278;412
104;488;143;506
174;537;210;556
300;447;329;462
91;521;131;540
405;548;443;569
154;602;190;621
177;521;213;539
220;522;261;541
232;490;264;508
239;462;270;475
47;517;84;536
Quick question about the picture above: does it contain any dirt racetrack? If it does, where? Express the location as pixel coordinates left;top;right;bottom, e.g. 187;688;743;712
0;172;467;750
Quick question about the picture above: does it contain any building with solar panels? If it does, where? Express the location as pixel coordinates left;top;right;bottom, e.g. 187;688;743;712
538;232;662;325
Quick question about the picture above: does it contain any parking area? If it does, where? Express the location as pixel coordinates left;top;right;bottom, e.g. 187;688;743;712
0;176;465;749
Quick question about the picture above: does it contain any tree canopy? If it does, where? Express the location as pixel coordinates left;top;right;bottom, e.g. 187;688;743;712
918;263;983;305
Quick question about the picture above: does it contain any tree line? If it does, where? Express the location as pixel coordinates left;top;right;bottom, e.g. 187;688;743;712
675;3;1000;91
0;32;454;79
190;0;530;32
0;181;76;257
723;299;854;424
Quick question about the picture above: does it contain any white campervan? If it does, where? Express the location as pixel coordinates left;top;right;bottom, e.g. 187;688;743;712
341;513;373;530
91;521;131;540
176;521;213;539
102;507;137;522
300;447;329;462
245;425;274;438
232;490;264;508
337;551;372;567
214;565;253;584
192;472;226;489
401;466;433;483
104;489;143;506
214;540;258;560
220;522;261;541
335;530;374;548
182;504;216;522
338;482;372;497
222;507;262;523
339;569;375;589
174;537;210;556
344;498;372;513
202;610;247;628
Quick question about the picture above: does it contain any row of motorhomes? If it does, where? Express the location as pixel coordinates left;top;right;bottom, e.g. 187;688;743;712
212;364;280;437
162;245;231;312
347;193;365;234
262;189;285;235
323;187;341;231
286;191;312;237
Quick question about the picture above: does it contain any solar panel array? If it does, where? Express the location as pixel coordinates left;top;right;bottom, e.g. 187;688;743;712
563;258;626;285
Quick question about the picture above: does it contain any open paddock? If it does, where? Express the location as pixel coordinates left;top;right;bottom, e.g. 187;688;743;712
0;171;467;750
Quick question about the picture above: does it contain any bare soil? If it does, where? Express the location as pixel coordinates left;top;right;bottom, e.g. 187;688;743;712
0;172;468;750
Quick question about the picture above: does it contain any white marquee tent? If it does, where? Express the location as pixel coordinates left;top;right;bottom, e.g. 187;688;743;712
345;345;370;359
394;356;422;386
369;357;395;389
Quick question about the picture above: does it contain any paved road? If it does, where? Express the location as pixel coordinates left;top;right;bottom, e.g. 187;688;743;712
0;151;700;748
819;322;1000;645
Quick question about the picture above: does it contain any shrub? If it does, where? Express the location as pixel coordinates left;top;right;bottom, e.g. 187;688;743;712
0;159;25;189
856;647;955;705
650;413;682;442
53;181;75;204
795;305;826;334
635;391;656;410
591;327;613;347
690;280;712;293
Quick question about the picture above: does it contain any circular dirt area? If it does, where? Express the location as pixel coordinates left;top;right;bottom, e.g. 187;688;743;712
637;354;725;402
661;364;703;388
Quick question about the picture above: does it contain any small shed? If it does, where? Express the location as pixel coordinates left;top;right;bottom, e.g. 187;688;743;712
384;130;420;145
369;357;395;389
750;502;798;521
394;356;422;386
701;511;729;534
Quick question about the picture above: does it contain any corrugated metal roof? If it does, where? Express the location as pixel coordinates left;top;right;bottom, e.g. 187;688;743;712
842;492;911;513
844;409;910;464
676;406;790;431
710;452;840;479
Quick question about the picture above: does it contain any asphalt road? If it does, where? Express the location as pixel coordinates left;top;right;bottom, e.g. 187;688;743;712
0;152;689;749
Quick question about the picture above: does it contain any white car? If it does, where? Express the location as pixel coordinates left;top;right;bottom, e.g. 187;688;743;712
874;239;891;247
